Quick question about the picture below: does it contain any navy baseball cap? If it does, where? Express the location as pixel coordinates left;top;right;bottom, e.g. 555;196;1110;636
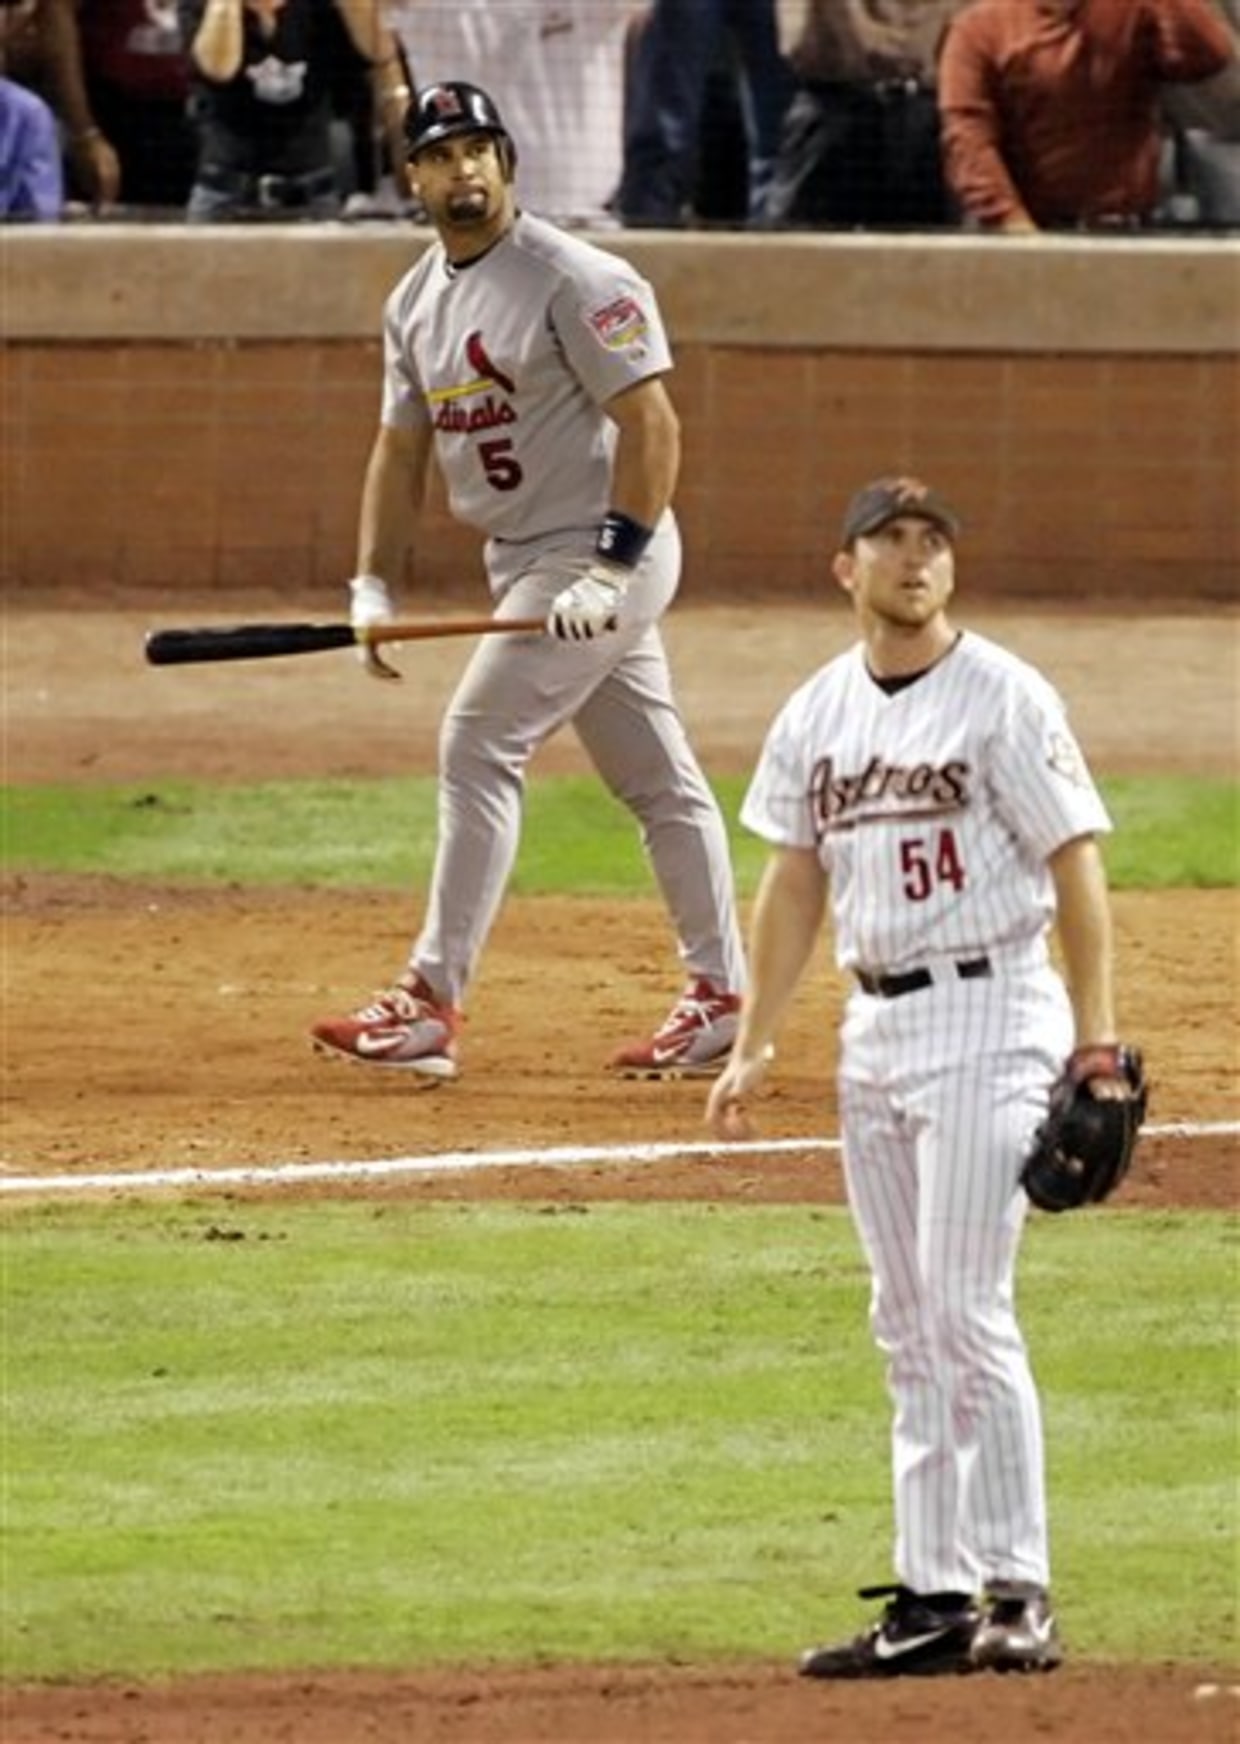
840;476;962;547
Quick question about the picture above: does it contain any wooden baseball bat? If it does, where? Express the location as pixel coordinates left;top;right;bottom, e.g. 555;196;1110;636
144;616;545;667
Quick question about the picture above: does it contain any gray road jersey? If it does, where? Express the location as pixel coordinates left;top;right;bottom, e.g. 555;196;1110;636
380;211;673;540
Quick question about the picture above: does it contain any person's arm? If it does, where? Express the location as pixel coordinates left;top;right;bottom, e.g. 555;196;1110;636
34;0;120;205
356;420;428;579
1162;58;1240;136
330;0;412;174
844;0;916;73
546;374;681;641
349;421;431;680
5;86;65;217
189;0;243;82
937;15;1037;230
1049;834;1117;1050
603;373;681;530
1159;0;1240;141
371;39;414;183
330;0;384;59
706;845;828;1140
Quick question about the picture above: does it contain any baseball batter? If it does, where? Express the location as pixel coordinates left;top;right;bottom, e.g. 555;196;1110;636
707;477;1135;1678
312;81;745;1080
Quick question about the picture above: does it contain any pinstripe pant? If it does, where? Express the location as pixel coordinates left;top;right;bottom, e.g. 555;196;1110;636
837;963;1072;1595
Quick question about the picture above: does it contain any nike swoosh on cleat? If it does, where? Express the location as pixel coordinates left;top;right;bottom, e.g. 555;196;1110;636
650;1043;691;1065
354;1031;421;1057
873;1628;957;1662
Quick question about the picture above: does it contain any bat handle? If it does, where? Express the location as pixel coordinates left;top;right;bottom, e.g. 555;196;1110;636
369;616;546;647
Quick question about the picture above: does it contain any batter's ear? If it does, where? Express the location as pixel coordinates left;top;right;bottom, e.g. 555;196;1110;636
832;549;856;594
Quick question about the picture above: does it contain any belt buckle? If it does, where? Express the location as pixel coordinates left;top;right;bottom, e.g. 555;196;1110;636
256;173;283;209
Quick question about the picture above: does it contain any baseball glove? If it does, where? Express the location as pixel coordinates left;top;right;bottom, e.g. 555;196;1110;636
1021;1044;1149;1213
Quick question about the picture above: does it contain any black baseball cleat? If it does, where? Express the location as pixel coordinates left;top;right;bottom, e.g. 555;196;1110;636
971;1583;1064;1673
798;1583;979;1679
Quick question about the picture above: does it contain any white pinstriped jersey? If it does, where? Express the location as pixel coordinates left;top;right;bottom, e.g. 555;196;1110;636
740;631;1112;973
379;211;672;540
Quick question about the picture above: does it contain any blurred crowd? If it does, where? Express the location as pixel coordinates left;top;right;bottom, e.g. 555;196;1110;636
2;0;1238;229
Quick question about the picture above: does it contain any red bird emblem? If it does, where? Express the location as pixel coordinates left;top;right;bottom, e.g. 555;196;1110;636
466;331;516;396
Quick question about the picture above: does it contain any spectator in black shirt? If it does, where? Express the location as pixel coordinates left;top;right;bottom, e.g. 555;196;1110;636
178;0;409;219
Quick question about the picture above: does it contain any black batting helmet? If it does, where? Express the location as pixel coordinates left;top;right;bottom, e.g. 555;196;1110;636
404;81;516;169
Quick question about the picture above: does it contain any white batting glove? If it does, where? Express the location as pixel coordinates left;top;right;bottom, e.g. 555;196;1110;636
546;562;628;642
349;573;401;681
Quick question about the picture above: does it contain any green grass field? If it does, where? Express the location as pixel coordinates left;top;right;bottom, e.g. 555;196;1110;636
3;772;1237;892
3;1200;1235;1679
2;769;1237;1683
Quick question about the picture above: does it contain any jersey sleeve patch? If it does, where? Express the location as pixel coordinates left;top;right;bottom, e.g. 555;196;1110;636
586;293;649;351
1045;729;1090;789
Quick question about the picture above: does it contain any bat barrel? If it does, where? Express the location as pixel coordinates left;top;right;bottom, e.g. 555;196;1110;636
144;624;355;665
143;616;546;667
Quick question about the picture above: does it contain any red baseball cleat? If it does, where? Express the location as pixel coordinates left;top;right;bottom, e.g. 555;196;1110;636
311;973;460;1079
609;978;740;1078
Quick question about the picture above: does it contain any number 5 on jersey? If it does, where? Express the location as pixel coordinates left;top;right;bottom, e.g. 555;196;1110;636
479;438;523;491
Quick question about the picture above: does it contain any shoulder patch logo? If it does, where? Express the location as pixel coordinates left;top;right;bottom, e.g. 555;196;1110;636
587;294;648;350
1046;731;1089;788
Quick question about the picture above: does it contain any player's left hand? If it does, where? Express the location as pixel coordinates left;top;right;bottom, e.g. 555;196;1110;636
547;563;627;641
1020;1043;1148;1212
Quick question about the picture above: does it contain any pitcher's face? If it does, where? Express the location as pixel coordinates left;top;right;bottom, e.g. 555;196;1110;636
834;517;956;630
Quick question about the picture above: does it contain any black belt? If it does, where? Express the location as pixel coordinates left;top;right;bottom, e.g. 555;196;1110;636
805;77;932;101
856;956;993;999
199;164;337;209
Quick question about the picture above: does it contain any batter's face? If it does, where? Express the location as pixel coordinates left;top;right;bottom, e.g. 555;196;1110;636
407;132;515;252
834;516;956;633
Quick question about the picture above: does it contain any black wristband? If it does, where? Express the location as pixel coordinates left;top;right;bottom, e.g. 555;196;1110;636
595;510;654;570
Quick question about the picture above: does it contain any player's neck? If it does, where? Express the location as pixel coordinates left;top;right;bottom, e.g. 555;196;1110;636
864;619;959;681
440;204;516;269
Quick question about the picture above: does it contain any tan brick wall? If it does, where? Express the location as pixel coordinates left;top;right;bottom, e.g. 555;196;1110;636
5;339;1234;599
3;229;1237;601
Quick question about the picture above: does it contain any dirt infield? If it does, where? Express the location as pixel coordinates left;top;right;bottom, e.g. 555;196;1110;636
4;598;1237;1742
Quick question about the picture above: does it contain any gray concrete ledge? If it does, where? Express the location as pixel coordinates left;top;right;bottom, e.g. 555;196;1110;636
3;223;1238;352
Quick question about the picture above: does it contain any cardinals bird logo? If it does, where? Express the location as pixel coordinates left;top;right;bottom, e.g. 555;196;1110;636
465;331;516;395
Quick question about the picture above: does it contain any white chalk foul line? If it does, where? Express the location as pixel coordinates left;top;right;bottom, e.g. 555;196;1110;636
0;1121;1234;1198
0;1137;836;1196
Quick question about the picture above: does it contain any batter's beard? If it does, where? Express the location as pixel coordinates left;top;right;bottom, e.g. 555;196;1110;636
444;188;491;224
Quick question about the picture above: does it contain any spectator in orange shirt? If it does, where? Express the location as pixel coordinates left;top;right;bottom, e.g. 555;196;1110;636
938;0;1235;230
